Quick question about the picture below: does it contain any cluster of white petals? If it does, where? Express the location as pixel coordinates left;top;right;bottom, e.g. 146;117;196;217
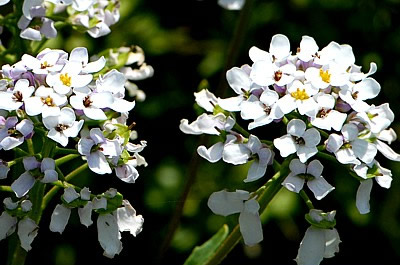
0;46;150;257
16;0;120;40
181;33;399;265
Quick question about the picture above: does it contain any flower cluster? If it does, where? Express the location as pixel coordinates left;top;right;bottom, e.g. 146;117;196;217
3;0;121;41
181;34;399;264
0;46;149;257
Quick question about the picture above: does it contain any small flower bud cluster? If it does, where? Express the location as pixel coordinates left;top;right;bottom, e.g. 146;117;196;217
181;34;399;264
0;46;150;257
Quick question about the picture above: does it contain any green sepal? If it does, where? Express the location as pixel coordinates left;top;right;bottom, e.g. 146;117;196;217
60;197;89;208
212;104;229;117
305;213;336;229
94;192;124;214
5;207;30;219
366;163;380;179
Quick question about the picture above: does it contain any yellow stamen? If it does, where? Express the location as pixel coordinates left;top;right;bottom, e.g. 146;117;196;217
41;96;54;106
291;88;309;100
60;73;72;86
41;61;50;69
319;69;331;83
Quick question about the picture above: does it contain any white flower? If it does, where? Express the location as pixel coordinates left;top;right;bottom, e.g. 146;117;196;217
69;47;106;74
282;159;334;200
17;218;38;252
0;211;17;241
46;61;93;95
249;34;291;63
250;58;296;87
43;107;84;146
0;159;10;179
0;79;34;111
194;89;218;112
274;119;321;163
218;0;245;10
18;7;57;41
11;157;58;198
243;135;273;182
78;128;122;174
21;50;64;74
338;78;381;112
296;209;340;265
354;161;392;214
70;88;114;120
355;103;394;134
24;86;67;118
0;117;34;151
240;89;284;130
217;66;258;112
180;113;235;135
310;93;347;131
277;80;319;118
326;123;377;165
208;190;263;246
97;200;143;258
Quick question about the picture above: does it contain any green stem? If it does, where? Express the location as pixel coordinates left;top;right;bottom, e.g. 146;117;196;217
32;38;48;56
10;246;27;265
204;158;291;265
0;185;13;192
55;154;80;167
216;0;255;97
55;147;80;155
300;190;314;210
233;122;249;138
41;163;88;211
26;139;35;155
28;183;46;223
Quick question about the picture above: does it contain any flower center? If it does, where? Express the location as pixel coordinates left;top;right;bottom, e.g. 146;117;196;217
41;61;52;69
291;88;309;100
274;70;283;81
319;69;331;83
41;96;54;106
83;96;93;107
60;73;72;86
12;91;23;102
293;136;305;145
264;105;271;115
317;108;330;118
55;124;69;132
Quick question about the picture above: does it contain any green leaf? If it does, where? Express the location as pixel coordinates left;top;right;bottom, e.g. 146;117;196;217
183;224;229;265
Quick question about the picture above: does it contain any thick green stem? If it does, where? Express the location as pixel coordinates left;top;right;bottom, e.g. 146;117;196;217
41;163;88;211
26;139;35;155
0;185;13;192
55;147;80;155
300;190;314;210
10;246;27;265
55;154;80;166
204;158;291;265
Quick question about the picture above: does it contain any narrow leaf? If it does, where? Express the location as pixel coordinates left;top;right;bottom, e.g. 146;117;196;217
184;224;229;265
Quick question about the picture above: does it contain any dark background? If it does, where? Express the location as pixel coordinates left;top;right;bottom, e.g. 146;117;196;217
1;0;400;264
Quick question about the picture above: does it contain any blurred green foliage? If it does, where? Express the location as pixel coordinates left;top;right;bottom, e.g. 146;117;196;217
1;0;400;264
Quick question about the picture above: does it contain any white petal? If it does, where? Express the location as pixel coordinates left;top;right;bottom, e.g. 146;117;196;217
289;159;307;175
110;98;135;113
249;46;270;63
307;177;335;200
356;179;373;214
303;128;321;148
353;78;380;100
287;119;306;137
217;96;243;112
375;140;400;162
17;218;38;252
116;200;144;236
11;172;35;198
63;187;80;203
352;139;377;164
207;190;249;216
273;134;297;157
78;202;93;227
296;227;325;265
326;134;343;153
42;169;58;183
49;204;71;234
297;146;318;163
222;142;251;165
97;214;122;258
226;67;251;94
269;34;290;61
239;199;263;245
197;142;224;163
307;160;323;177
341;123;358;141
282;173;305;193
335;148;360;165
83;107;107;120
87;151;112;175
194;89;218;112
323;228;341;258
0;212;17;240
298;36;319;62
250;60;275;86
